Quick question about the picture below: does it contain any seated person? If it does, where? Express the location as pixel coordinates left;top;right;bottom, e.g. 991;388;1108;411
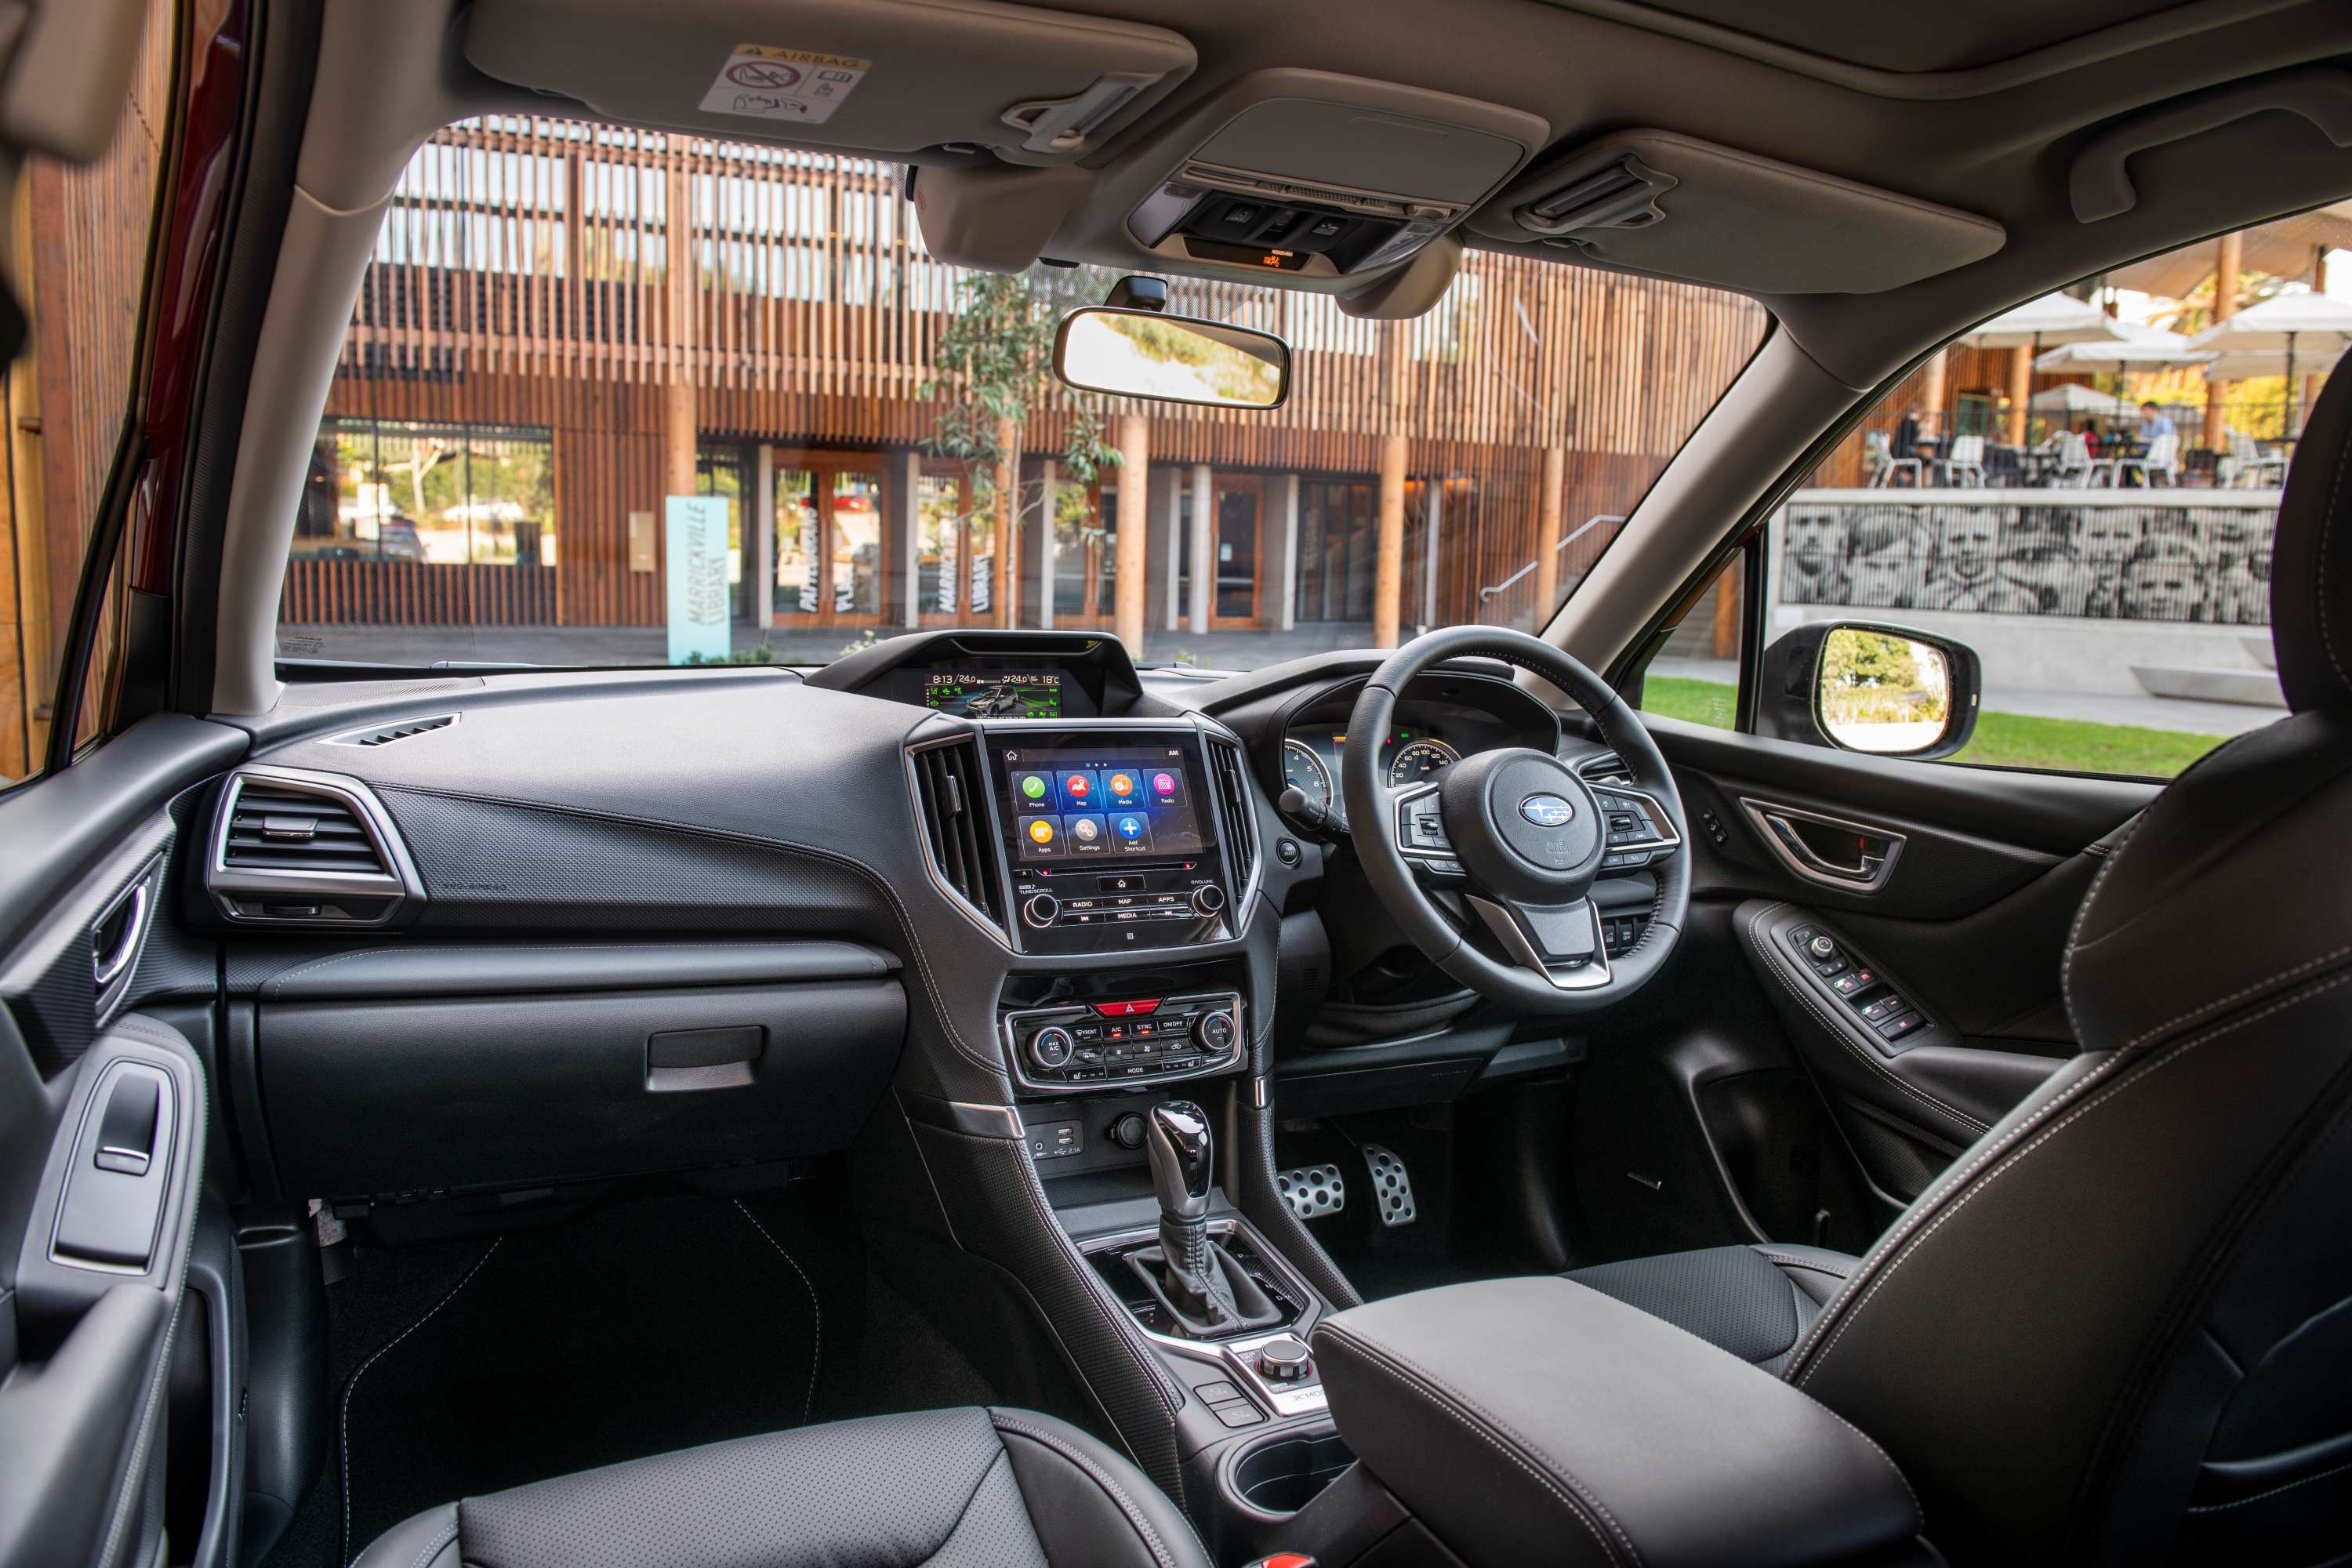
1780;505;1852;604
1918;506;2039;612
2115;536;2212;622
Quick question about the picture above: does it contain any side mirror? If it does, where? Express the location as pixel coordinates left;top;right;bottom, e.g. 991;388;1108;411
1052;306;1290;409
1756;621;1980;760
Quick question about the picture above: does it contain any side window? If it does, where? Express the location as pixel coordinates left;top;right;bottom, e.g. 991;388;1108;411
1638;552;1744;731
1739;219;2337;779
0;0;171;786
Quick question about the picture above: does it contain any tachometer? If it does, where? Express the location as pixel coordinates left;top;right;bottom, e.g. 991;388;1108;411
1385;737;1460;786
1282;739;1333;811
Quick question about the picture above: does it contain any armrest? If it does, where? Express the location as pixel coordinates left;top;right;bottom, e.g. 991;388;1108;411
1310;1277;1926;1567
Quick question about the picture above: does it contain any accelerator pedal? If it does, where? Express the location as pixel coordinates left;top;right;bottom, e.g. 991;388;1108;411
1361;1144;1417;1227
1275;1163;1346;1221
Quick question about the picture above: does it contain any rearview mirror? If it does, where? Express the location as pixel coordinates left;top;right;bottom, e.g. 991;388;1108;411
1052;307;1290;409
1755;619;1980;760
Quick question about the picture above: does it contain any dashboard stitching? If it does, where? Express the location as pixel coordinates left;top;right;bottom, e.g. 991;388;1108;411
371;782;1007;1081
1744;902;1991;1136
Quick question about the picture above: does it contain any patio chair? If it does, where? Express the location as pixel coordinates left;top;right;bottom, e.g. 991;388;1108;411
1864;429;1921;488
2045;430;2093;486
2117;432;2180;488
1940;434;1987;487
2225;431;2288;488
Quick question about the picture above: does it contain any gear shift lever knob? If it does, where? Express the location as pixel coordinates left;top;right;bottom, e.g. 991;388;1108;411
1145;1100;1213;1221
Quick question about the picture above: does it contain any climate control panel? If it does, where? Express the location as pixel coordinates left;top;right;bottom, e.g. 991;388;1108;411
1002;991;1245;1094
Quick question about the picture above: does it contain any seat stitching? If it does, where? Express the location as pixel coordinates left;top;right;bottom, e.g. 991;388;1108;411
729;1200;822;1425
1316;1324;1638;1566
989;1413;1193;1568
1809;1405;1924;1534
2184;1457;2352;1515
1795;971;2352;1388
2113;941;2352;1053
341;1240;503;1568
1745;902;1988;1134
1754;1252;1852;1280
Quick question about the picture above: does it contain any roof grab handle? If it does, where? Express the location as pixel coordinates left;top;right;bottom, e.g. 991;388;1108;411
2069;66;2352;223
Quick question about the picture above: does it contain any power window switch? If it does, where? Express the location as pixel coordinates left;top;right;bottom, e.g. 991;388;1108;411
1877;1012;1926;1043
1831;968;1875;996
1859;994;1908;1023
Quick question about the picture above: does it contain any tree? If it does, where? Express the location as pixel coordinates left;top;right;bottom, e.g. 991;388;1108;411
921;265;1121;627
1824;629;1919;691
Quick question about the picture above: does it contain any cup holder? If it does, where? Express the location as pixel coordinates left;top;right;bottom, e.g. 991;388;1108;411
1223;1425;1356;1519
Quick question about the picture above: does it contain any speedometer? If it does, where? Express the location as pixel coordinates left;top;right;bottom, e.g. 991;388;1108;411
1282;739;1333;811
1385;738;1460;786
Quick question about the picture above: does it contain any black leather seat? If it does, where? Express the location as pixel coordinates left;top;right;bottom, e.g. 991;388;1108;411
353;1406;1210;1568
1557;347;2352;1563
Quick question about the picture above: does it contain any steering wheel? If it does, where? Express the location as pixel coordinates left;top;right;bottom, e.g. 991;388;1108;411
1341;626;1691;1012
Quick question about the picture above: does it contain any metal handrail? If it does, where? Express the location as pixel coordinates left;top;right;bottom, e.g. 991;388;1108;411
1477;514;1624;602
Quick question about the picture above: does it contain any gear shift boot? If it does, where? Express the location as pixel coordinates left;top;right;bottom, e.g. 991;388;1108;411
1125;1239;1284;1338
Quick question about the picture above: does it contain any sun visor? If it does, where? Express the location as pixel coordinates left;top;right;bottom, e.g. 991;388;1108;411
464;0;1193;166
1466;130;2004;295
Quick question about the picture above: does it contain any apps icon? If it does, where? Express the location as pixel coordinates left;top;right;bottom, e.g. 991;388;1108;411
1058;770;1102;811
1110;812;1153;852
1023;815;1064;857
1065;813;1108;854
1149;770;1184;806
1014;772;1054;810
1103;769;1145;808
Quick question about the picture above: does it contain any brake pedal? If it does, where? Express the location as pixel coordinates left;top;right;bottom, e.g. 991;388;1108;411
1276;1163;1345;1221
1361;1144;1417;1227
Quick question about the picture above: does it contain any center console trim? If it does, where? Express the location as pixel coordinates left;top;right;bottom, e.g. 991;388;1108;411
1002;988;1246;1096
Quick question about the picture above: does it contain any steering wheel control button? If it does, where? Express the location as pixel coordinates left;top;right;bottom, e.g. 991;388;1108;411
1256;1334;1314;1381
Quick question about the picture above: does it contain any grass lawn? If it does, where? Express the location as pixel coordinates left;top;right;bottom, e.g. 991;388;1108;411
1641;676;2227;779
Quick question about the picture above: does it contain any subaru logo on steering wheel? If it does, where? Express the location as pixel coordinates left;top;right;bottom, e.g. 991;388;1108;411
1519;793;1574;828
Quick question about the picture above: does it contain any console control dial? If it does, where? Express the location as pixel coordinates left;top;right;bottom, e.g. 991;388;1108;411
1256;1334;1312;1381
1029;1026;1075;1070
1191;883;1227;917
1023;894;1061;929
1197;1011;1236;1052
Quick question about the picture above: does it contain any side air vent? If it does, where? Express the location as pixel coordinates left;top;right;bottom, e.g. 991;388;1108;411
910;739;1008;935
208;768;421;927
1577;752;1634;787
328;713;457;747
1206;736;1259;891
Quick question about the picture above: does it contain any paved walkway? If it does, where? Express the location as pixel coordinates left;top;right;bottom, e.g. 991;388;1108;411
278;626;2281;738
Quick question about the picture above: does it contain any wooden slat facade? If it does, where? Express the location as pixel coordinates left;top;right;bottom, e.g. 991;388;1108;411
303;117;1770;633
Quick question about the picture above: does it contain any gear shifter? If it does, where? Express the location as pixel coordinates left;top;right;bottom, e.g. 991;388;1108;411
1144;1100;1217;1310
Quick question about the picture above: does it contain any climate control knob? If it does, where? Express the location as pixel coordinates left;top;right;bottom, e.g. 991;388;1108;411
1022;894;1061;929
1028;1026;1075;1071
1197;1010;1236;1053
1191;883;1228;917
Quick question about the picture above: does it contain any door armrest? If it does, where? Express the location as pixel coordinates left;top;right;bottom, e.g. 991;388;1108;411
1310;1276;1930;1566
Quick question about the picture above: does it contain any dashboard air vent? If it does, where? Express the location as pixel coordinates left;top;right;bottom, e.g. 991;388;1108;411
330;713;456;747
207;768;419;927
911;739;1007;934
1207;737;1259;891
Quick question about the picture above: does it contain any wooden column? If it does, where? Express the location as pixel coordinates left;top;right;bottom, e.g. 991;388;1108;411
1187;463;1213;634
1373;438;1406;648
664;164;696;503
662;379;696;500
895;448;922;629
993;416;1018;629
1115;415;1149;655
1276;472;1301;633
1918;349;1948;439
2204;230;2243;452
1710;556;1743;658
2303;247;2332;434
1033;458;1057;630
1532;444;1566;623
753;442;775;628
2005;345;2032;448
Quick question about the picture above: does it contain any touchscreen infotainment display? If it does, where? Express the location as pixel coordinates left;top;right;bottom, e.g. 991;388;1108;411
996;740;1210;863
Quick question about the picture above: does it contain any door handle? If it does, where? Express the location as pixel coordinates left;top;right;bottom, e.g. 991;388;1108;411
1739;798;1905;893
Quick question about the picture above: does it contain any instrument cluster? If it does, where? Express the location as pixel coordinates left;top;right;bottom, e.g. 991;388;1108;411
1278;725;1466;814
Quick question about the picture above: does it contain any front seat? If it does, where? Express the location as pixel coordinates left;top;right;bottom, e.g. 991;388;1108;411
353;1406;1210;1568
1563;347;2352;1564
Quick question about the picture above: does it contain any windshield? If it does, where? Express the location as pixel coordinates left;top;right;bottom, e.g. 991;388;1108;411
277;118;1769;673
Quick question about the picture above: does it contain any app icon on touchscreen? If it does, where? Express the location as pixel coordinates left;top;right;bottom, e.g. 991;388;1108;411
1105;770;1143;807
1025;816;1064;856
1112;813;1153;852
1065;814;1107;853
1014;772;1053;808
1149;770;1184;806
1058;771;1102;811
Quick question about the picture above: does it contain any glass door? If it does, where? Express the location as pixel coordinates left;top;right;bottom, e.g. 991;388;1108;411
770;450;888;627
916;465;998;627
1211;476;1264;628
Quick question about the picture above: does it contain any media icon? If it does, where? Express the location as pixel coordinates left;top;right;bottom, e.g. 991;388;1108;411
1103;769;1144;807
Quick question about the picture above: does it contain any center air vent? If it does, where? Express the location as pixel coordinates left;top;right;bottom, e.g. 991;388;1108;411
208;768;421;927
1207;736;1259;892
910;739;1008;936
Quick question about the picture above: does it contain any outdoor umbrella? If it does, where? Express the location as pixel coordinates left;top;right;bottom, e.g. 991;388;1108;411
1959;294;2129;441
2030;383;2126;417
2031;321;2211;369
2186;290;2352;437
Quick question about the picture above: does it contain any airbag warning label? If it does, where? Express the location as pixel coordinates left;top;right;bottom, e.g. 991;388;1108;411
699;44;869;126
